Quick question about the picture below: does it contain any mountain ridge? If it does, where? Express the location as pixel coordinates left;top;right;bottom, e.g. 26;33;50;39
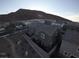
0;9;72;22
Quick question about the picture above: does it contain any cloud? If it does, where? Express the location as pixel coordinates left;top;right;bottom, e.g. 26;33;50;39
66;15;79;22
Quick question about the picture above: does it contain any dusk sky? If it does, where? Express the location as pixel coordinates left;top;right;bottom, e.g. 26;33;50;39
0;0;79;22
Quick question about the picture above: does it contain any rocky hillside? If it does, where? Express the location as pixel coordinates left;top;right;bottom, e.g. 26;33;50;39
0;9;71;23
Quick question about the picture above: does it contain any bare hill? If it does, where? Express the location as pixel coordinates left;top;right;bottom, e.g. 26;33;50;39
0;9;71;23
